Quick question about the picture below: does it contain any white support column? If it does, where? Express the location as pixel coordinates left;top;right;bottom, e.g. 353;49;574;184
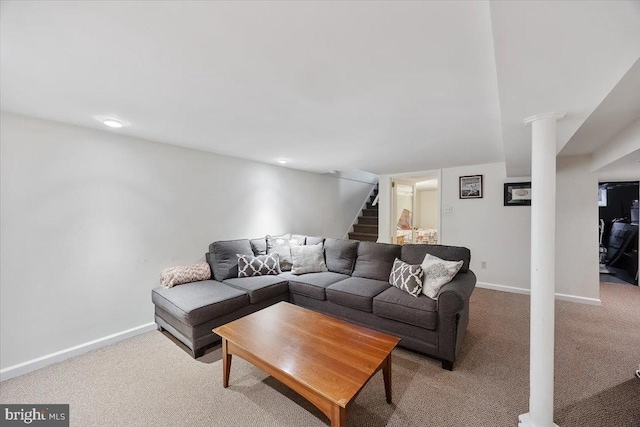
518;112;565;427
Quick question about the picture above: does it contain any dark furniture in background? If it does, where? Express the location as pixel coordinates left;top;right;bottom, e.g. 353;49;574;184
605;223;638;284
599;181;639;284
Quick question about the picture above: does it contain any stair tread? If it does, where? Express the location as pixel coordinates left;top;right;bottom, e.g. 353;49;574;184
349;184;380;242
348;232;379;242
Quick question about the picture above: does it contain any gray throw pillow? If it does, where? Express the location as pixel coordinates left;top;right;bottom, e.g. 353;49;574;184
266;235;294;271
237;253;281;277
389;258;424;297
290;243;328;275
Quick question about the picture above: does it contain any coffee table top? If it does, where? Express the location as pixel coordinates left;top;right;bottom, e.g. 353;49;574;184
213;302;400;407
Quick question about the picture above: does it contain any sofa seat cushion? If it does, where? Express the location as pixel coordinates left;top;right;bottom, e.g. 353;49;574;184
223;276;289;304
280;271;350;301
152;280;249;326
373;286;438;330
326;277;390;312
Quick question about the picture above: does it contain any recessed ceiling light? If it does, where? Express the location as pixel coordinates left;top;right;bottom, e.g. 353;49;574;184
96;116;128;128
102;118;124;128
277;159;288;165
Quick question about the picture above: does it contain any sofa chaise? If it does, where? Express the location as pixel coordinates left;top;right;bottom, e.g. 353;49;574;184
151;235;476;370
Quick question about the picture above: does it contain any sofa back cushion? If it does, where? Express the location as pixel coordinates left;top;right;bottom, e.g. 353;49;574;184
249;237;267;255
400;244;471;273
305;236;325;246
324;238;359;275
208;239;254;281
290;234;307;245
352;241;402;282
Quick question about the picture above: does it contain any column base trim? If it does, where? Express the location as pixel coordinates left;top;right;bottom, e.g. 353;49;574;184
518;413;559;427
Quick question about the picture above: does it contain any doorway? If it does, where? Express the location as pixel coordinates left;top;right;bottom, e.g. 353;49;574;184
391;172;440;245
598;181;639;285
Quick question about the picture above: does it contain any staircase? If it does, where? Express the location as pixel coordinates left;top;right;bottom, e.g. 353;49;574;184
348;185;379;242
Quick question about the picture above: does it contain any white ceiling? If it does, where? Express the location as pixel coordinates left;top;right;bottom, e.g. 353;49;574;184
598;149;640;182
561;58;640;157
490;1;640;176
1;1;639;176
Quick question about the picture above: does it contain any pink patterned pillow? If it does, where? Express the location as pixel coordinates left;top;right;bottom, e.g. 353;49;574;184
160;262;211;288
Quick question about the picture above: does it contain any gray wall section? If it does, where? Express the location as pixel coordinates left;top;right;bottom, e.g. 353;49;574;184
0;112;374;369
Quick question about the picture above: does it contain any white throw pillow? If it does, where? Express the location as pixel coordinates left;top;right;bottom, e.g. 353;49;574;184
420;254;463;299
290;243;328;275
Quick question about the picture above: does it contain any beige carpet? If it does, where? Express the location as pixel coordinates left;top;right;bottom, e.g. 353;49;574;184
1;283;639;426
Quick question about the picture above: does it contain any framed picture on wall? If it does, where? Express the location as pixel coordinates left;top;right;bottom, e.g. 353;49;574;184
504;182;532;206
459;175;483;199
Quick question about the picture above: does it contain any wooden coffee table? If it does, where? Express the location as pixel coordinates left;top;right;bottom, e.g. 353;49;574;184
213;302;400;427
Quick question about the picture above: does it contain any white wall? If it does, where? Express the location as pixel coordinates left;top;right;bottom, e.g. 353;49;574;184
378;176;392;243
440;160;600;302
556;155;600;300
440;163;532;289
0;112;374;370
418;190;438;228
379;160;600;302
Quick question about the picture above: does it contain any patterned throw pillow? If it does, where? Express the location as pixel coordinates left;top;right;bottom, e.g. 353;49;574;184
290;243;328;275
237;253;281;277
266;235;294;271
389;258;424;297
160;262;212;288
420;254;464;299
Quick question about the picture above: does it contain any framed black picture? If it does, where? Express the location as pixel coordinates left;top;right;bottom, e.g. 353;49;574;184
504;182;531;206
459;175;483;199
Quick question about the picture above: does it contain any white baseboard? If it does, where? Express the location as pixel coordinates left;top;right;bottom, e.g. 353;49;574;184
476;282;602;306
477;282;531;296
0;322;157;382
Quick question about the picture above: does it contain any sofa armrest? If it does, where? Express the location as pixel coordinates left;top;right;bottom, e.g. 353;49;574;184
437;270;477;367
438;271;476;313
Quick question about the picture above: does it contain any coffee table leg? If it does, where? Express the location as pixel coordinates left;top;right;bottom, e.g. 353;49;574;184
330;404;346;427
383;353;392;404
222;338;232;388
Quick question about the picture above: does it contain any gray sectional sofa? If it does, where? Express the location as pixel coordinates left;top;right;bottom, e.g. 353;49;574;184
151;236;476;370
